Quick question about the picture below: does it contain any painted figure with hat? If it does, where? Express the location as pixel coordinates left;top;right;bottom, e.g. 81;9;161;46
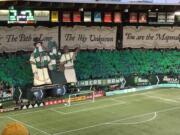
29;38;52;86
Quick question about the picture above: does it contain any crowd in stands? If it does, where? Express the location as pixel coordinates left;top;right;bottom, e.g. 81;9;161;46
0;49;179;87
0;53;33;87
75;49;180;80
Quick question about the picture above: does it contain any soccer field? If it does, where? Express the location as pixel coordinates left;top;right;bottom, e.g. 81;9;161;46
1;88;180;135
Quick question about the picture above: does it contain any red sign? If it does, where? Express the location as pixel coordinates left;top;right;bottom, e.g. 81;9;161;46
104;12;112;23
114;12;122;23
129;12;138;23
63;11;71;22
73;11;81;22
139;13;147;23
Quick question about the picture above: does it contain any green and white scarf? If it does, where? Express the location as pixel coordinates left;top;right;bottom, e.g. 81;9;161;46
33;47;50;68
48;48;61;70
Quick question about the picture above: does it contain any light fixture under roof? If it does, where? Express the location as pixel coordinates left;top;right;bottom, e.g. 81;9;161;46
124;8;128;13
79;8;84;12
175;11;180;15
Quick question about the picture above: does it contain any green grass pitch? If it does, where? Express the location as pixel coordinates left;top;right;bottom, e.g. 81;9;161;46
1;88;180;135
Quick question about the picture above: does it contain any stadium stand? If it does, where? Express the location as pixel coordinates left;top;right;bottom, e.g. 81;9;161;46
75;49;180;80
0;54;33;87
0;49;179;86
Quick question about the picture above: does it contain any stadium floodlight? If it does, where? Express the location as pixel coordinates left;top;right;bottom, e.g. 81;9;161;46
66;91;95;107
175;11;180;15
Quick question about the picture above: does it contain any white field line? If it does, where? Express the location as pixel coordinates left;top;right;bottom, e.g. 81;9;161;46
5;98;113;117
0;92;147;118
112;92;146;99
107;112;157;125
0;90;178;135
1;109;47;118
50;109;67;115
145;95;180;103
6;116;51;135
110;98;126;103
52;101;126;115
53;106;180;135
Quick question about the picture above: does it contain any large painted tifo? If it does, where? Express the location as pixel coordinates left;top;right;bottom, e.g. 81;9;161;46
0;1;180;135
0;49;179;89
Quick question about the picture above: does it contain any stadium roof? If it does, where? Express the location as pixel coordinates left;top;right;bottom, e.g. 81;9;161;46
0;0;180;11
23;0;180;5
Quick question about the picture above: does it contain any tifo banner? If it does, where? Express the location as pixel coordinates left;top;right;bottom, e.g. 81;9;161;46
61;26;117;49
123;26;180;48
0;26;58;52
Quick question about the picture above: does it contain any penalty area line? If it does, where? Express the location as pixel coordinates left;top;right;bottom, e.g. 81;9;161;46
3;92;146;118
145;95;180;103
6;92;146;117
106;112;157;125
110;98;126;104
53;106;180;135
8;97;119;117
50;108;67;115
53;102;126;115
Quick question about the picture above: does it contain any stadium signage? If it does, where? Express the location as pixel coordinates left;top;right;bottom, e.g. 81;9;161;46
0;26;58;52
77;77;126;87
0;10;8;21
163;76;179;84
34;10;50;21
69;96;86;102
123;26;180;48
51;11;59;22
45;91;104;106
0;107;15;113
134;76;150;86
106;84;180;96
61;26;117;49
8;8;35;24
0;97;13;102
